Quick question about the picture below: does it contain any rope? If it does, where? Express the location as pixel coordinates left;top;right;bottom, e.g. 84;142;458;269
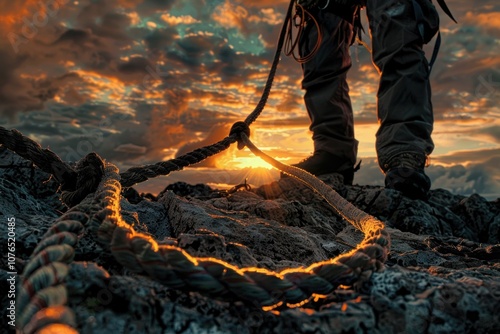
0;126;106;207
96;160;390;311
13;124;390;332
60;152;105;207
17;212;88;333
119;134;237;187
238;132;381;233
6;0;391;330
284;3;323;63
0;126;76;190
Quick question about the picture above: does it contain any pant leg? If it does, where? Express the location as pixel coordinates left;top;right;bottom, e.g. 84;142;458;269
366;0;435;171
300;10;358;170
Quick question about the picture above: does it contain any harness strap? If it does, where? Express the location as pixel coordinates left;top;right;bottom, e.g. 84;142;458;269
412;0;455;74
436;0;457;23
428;31;441;72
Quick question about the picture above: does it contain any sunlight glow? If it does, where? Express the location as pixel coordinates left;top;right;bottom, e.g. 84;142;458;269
231;156;273;169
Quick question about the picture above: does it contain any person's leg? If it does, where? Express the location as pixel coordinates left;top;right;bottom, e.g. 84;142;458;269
366;0;438;198
296;9;359;183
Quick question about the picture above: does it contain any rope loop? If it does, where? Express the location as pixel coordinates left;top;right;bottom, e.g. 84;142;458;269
60;152;105;207
229;121;251;150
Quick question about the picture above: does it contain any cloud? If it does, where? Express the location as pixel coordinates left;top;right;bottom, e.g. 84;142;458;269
0;0;498;203
212;1;249;33
175;123;234;168
143;27;178;52
428;158;500;200
352;156;499;200
463;11;500;33
477;125;500;143
161;13;199;26
432;148;500;165
114;143;148;154
136;0;176;15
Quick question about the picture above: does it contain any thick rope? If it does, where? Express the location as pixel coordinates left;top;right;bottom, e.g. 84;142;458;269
0;126;105;207
239;132;380;233
95;160;390;310
15;134;390;332
60;152;105;207
17;211;88;333
0;126;76;190
119;135;237;187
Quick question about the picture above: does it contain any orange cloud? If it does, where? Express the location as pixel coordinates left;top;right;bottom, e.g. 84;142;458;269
0;0;39;30
212;0;248;32
464;11;500;30
248;8;283;25
227;0;289;7
161;13;199;26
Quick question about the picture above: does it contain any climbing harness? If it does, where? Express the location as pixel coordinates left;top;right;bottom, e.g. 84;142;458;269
2;0;392;332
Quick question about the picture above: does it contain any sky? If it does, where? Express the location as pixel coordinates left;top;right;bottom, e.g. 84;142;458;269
0;0;499;199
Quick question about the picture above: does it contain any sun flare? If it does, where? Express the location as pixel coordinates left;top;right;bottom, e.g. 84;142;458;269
231;156;274;170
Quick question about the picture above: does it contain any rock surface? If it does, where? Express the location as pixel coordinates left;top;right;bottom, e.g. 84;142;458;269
1;147;499;333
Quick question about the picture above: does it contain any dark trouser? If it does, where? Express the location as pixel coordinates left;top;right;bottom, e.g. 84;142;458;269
300;10;358;172
300;0;435;172
368;0;434;170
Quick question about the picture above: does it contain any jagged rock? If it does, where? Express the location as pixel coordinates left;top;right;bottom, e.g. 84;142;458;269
160;190;331;270
1;148;499;334
452;194;499;243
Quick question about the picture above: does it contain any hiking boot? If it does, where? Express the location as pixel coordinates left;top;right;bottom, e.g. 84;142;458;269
384;153;431;200
282;150;358;185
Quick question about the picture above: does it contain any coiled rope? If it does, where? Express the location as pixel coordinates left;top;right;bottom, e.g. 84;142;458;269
17;213;87;333
16;155;389;332
284;2;323;63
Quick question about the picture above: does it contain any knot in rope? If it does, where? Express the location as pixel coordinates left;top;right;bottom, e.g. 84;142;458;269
229;121;251;150
61;153;105;207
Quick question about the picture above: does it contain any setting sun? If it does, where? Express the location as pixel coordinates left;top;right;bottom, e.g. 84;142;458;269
231;156;274;170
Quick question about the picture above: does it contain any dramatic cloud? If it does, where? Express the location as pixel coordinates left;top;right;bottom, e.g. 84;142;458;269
0;0;498;199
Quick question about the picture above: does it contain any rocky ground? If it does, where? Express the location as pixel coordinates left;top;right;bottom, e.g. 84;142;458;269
1;146;499;333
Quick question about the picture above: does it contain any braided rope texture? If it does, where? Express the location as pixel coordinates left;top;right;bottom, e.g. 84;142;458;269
17;157;390;332
240;133;383;233
119;135;237;188
94;162;390;311
17;211;88;333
